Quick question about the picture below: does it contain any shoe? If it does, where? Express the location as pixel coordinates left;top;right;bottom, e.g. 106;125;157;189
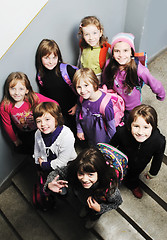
132;187;143;199
79;207;89;218
85;219;97;229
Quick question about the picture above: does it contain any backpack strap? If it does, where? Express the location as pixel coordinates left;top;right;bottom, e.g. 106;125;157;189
99;42;111;69
99;92;111;117
59;63;78;93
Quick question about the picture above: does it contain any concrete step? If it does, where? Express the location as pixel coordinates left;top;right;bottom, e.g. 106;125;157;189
0;184;59;240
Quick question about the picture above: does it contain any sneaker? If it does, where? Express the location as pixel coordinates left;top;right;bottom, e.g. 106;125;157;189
132;187;143;199
85;219;97;229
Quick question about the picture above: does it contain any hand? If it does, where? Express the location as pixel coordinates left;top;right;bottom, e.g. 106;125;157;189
48;175;68;193
14;138;22;147
38;157;44;166
77;132;85;141
87;196;101;212
68;104;77;115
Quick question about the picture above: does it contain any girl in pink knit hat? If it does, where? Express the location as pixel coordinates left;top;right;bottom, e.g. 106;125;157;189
102;32;165;120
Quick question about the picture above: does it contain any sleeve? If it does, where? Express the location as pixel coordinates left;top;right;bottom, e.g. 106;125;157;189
138;63;166;101
98;188;123;215
76;102;84;134
109;126;123;147
44;166;67;191
149;135;166;176
104;100;116;139
0;103;17;142
35;93;59;105
50;128;76;169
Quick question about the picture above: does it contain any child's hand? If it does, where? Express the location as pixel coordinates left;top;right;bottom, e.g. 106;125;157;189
68;104;77;116
77;132;85;141
14;138;22;147
48;175;68;193
87;196;101;212
38;157;44;166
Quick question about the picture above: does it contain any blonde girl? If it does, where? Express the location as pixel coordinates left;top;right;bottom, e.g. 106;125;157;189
73;68;116;146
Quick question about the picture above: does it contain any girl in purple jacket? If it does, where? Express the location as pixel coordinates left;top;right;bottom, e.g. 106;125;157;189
102;32;165;120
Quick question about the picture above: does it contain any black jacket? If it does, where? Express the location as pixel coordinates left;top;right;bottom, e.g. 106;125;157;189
110;126;166;176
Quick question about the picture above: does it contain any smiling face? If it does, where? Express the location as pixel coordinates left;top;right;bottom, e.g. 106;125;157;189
82;24;102;47
42;52;58;70
9;80;29;105
131;116;153;142
113;41;132;66
77;171;98;189
36;112;57;134
76;78;96;100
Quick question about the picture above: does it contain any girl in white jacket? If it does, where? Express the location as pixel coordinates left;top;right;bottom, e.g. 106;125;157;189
33;102;77;174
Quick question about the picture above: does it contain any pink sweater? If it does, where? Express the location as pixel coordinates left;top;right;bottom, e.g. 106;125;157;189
0;93;58;142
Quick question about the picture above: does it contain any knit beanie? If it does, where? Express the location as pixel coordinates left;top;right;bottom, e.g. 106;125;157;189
111;32;135;53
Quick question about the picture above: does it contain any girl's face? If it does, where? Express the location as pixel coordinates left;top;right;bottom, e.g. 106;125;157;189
82;24;102;47
9;80;29;105
76;78;95;100
131;116;153;142
113;42;132;66
77;171;98;189
42;52;58;70
36;112;57;134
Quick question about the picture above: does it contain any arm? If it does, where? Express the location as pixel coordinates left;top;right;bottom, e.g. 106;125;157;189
139;63;166;101
76;103;84;138
97;188;123;215
0;103;18;143
105;100;116;139
35;93;59;105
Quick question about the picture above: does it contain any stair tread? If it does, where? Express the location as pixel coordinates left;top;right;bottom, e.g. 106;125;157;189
0;213;18;240
0;185;59;240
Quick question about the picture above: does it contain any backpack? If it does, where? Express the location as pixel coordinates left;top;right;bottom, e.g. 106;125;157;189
37;63;78;91
79;40;111;70
97;143;128;181
33;172;55;211
100;84;125;127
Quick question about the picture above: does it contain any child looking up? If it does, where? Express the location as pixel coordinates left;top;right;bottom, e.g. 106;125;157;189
110;104;166;199
35;39;78;135
45;147;122;229
73;68;116;146
77;16;111;82
0;72;57;154
103;33;165;119
33;102;77;175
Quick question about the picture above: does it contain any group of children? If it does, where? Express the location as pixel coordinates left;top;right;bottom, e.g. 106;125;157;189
0;15;166;228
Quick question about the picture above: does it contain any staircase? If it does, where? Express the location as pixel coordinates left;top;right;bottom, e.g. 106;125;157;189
0;153;167;240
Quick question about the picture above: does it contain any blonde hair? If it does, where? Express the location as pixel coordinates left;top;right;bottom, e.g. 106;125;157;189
73;68;99;91
78;16;108;48
35;39;63;78
33;102;64;126
2;72;39;110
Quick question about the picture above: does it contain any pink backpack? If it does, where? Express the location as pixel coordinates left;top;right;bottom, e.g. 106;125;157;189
100;84;125;127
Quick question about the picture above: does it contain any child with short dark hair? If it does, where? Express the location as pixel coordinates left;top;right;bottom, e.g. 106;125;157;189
110;104;166;198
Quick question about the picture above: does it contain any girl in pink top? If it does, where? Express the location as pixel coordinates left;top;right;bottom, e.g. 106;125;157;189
0;72;57;154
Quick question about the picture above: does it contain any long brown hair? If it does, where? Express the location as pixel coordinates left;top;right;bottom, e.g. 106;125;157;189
35;39;63;78
2;72;39;110
104;50;140;92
